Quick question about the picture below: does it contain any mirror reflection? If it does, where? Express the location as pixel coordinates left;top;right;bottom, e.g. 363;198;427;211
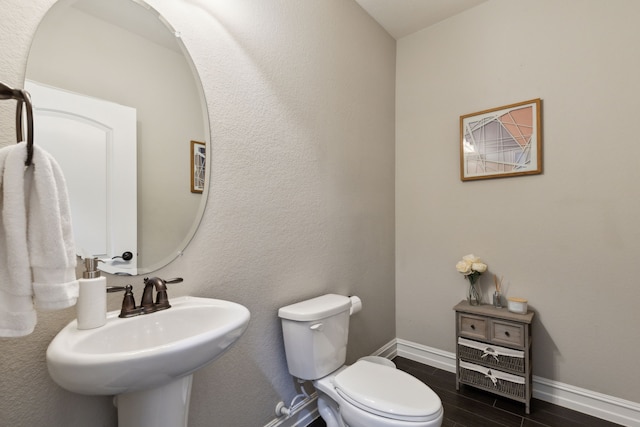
25;0;209;275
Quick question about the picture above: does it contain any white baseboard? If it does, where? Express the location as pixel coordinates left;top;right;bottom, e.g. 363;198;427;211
396;338;456;372
372;338;398;360
533;376;640;427
396;338;640;427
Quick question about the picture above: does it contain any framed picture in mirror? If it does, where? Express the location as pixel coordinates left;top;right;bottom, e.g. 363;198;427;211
460;99;542;181
191;140;206;193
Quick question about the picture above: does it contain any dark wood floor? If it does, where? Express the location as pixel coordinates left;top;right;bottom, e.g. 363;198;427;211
307;357;622;427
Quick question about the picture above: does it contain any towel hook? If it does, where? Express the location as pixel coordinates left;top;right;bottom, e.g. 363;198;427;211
0;81;35;167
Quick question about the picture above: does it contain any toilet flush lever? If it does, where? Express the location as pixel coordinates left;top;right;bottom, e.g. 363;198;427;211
310;323;323;331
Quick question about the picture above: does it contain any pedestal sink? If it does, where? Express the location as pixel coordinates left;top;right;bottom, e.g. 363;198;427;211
46;296;250;427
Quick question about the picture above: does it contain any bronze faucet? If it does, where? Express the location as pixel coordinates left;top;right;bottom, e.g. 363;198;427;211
107;277;183;318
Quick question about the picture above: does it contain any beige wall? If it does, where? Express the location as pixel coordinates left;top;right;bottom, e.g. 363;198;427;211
0;0;396;426
397;0;640;403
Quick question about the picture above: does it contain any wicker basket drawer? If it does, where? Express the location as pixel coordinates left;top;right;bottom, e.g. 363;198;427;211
459;361;525;399
459;313;488;340
491;319;525;348
458;337;525;373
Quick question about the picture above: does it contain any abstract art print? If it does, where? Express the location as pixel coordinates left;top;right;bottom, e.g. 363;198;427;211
190;140;206;193
460;99;542;181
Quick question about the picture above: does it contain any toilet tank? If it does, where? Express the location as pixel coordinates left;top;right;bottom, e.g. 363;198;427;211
278;294;352;380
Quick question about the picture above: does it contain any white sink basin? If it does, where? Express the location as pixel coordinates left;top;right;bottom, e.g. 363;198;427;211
47;296;250;396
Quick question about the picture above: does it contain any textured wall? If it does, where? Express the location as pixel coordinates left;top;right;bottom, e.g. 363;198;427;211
0;0;396;426
396;0;640;403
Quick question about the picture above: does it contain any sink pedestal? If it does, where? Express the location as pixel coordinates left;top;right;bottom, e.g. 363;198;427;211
115;375;193;427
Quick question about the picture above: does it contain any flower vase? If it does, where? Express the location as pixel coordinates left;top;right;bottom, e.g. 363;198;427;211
467;281;480;306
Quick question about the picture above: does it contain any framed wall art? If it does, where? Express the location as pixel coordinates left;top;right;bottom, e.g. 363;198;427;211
190;140;206;193
460;99;542;181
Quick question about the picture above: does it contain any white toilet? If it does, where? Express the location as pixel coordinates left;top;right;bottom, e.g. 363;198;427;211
278;294;443;427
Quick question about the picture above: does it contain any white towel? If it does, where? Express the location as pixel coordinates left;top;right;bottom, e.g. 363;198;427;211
0;142;78;337
29;145;78;309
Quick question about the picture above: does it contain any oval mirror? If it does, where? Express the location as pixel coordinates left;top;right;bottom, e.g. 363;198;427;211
25;0;209;275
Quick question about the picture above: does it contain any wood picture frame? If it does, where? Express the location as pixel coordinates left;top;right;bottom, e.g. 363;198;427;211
190;140;205;193
460;99;542;181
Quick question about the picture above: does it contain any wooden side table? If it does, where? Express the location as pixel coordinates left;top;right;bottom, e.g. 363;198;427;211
453;300;534;413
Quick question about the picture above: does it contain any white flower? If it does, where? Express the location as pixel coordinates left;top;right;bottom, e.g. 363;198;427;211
472;262;487;273
462;254;481;264
456;260;472;274
455;254;488;277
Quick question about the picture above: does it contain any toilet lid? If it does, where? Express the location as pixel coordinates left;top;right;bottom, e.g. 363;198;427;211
334;360;442;422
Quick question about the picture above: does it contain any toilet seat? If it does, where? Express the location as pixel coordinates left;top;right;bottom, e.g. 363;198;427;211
334;360;442;422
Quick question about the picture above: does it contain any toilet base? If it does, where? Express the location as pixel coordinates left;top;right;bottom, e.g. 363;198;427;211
317;393;345;427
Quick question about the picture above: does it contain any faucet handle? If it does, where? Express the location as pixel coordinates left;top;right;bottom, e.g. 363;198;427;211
107;285;138;318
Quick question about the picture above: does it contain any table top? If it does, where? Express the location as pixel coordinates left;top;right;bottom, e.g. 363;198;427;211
453;300;534;323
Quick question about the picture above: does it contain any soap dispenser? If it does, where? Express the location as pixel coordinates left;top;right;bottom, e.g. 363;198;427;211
77;257;107;330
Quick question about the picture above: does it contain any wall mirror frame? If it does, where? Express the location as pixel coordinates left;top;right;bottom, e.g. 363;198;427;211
25;0;210;275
